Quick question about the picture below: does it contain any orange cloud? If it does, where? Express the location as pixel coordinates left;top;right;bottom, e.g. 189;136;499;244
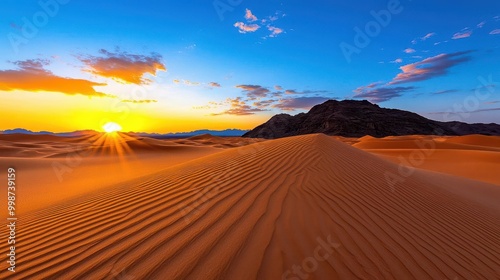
0;59;109;97
245;9;258;22
80;49;166;85
389;51;473;85
211;97;265;116
209;82;221;87
268;26;283;37
121;99;157;103
452;29;472;39
234;22;260;33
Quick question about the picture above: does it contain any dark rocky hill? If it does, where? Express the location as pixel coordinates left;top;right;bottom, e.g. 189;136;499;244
243;100;500;138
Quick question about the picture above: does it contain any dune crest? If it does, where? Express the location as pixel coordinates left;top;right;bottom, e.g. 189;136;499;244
1;134;499;279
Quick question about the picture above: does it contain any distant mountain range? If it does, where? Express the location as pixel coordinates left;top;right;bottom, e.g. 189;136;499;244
243;100;500;138
133;129;249;138
0;128;249;138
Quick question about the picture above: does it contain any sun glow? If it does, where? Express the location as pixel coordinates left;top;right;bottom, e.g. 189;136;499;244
103;122;122;133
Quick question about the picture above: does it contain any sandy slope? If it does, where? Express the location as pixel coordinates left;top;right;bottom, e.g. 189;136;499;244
353;135;500;185
1;134;499;279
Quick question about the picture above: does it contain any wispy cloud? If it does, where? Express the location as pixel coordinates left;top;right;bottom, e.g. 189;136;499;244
431;89;458;95
274;85;283;91
273;96;330;111
411;32;436;44
80;49;166;85
489;29;500;35
389;51;473;85
404;48;416;54
211;97;266;116
285;89;329;95
390;58;403;63
484;100;500;104
236;84;270;99
0;59;109;97
353;85;415;103
208;82;221;88
452;28;472;39
121;99;157;103
173;79;201;86
429;107;500;115
477;21;486;28
253;99;277;109
421;32;436;40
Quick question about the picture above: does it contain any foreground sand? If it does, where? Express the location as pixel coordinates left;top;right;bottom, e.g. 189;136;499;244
1;133;499;279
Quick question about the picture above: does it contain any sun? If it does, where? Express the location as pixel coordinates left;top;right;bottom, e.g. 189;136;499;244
103;122;122;133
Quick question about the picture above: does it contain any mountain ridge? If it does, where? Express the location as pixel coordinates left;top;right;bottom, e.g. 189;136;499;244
243;99;500;138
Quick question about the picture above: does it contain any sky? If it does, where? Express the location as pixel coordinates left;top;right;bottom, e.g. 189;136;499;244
0;0;499;133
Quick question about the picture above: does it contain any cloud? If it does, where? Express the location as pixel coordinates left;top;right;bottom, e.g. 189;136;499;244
273;96;330;111
173;79;200;86
267;26;284;37
253;99;277;109
421;33;436;40
284;89;329;95
211;97;265;116
208;82;221;88
235;10;284;38
452;28;472;39
261;11;285;23
477;21;486;28
274;85;283;90
80;49;166;84
245;9;258;22
121;99;157;103
484;100;500;104
433;40;448;45
404;48;416;54
236;84;270;99
390;58;403;63
411;33;436;44
388;51;473;85
0;59;109;97
353;85;415;103
429;107;500;115
431;89;458;95
234;22;260;33
489;29;500;35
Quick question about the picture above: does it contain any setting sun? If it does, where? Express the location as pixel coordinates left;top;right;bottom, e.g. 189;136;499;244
103;122;122;133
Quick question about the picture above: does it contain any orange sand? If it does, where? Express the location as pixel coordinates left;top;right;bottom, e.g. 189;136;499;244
353;134;500;185
0;133;499;279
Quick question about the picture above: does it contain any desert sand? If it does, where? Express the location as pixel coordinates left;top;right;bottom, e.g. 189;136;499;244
0;133;499;279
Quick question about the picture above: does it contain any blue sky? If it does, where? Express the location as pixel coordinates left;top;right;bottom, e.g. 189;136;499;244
0;0;499;132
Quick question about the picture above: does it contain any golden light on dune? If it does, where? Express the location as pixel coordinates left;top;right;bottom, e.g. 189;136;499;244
103;122;122;133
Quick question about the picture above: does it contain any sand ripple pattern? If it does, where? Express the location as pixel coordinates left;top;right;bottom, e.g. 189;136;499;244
1;134;499;279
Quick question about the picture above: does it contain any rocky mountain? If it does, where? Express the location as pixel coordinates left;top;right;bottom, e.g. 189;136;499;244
243;100;500;138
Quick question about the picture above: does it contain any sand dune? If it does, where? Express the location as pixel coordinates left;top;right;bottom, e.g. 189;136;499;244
354;135;500;185
1;134;499;279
